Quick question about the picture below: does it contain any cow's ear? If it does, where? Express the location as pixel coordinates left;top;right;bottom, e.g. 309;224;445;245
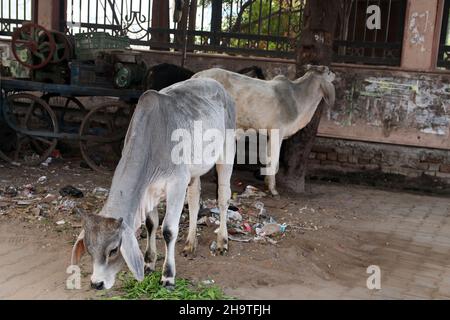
321;80;336;107
120;224;144;281
71;229;86;265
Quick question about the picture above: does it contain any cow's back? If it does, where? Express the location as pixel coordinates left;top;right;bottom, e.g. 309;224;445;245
194;68;288;131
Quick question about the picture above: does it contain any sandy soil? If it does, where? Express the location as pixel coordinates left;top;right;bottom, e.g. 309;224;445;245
1;159;450;300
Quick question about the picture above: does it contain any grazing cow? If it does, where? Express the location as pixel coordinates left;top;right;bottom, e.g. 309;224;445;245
193;65;336;196
145;63;266;91
71;78;236;290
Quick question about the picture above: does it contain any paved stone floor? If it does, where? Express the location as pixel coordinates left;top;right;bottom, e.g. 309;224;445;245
230;185;450;299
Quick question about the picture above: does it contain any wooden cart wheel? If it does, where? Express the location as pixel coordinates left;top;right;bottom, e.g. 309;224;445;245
3;93;59;166
42;94;86;129
79;101;133;174
11;23;56;70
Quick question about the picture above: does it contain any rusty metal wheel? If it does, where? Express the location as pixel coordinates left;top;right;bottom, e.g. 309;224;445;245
49;31;73;63
79;101;133;174
2;93;59;166
11;23;56;70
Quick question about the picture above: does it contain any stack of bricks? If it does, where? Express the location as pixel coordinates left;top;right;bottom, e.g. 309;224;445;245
307;137;450;183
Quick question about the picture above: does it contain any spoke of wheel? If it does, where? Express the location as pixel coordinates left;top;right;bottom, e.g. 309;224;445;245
24;102;38;127
20;31;31;41
34;51;45;61
38;41;50;50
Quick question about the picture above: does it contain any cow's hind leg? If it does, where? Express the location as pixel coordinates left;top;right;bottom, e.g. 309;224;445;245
161;177;188;289
264;131;282;197
215;163;233;255
144;208;159;275
182;176;200;257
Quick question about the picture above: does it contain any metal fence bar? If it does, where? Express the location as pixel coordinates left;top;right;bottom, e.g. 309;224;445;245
0;0;32;36
333;0;406;66
63;0;305;58
438;0;450;68
62;0;407;64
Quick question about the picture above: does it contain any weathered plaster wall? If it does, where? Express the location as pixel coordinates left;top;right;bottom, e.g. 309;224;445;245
320;66;450;150
137;51;450;150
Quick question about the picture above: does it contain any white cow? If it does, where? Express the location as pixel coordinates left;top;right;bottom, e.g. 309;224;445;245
193;65;336;196
71;78;236;290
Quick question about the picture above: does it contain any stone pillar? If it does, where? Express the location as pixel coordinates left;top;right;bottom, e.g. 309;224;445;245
401;0;441;70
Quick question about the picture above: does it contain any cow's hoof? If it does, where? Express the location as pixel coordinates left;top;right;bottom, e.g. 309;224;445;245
144;264;155;276
215;247;228;256
181;240;197;257
269;189;280;198
161;280;175;291
215;241;228;256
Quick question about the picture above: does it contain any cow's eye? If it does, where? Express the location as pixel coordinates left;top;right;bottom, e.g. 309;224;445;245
109;247;119;258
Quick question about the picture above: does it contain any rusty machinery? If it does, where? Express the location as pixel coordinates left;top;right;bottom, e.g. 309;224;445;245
1;23;143;173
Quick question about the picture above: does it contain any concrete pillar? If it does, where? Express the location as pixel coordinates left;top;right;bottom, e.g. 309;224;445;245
401;0;441;70
36;0;66;31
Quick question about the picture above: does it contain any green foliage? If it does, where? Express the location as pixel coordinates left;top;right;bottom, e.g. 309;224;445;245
106;272;234;300
202;0;304;51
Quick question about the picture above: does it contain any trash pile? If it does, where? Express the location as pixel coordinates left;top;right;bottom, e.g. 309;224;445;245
196;185;288;246
0;176;108;225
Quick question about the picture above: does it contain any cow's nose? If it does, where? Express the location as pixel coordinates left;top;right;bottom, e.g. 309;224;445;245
91;281;104;290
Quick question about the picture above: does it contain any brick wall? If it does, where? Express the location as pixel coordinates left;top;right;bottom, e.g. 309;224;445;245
308;137;450;191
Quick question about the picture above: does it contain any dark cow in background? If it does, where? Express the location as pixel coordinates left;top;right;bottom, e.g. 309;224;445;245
144;63;266;91
145;63;195;91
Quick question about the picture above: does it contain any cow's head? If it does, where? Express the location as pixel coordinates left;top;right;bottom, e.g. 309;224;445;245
71;210;144;290
304;64;336;83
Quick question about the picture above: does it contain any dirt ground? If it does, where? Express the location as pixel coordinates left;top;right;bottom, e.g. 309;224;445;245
1;158;450;300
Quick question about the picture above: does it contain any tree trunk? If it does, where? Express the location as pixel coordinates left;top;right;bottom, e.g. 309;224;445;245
279;0;340;194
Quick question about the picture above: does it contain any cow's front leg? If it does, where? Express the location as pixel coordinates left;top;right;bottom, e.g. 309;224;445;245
215;163;233;255
161;178;188;289
182;177;200;257
144;208;159;275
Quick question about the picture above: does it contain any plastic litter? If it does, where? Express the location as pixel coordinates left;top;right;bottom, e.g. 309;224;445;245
4;186;18;197
59;185;84;198
93;187;109;198
43;194;58;203
60;199;76;211
41;158;52;167
37;176;47;184
210;207;243;222
239;185;267;198
209;241;217;253
256;223;287;237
